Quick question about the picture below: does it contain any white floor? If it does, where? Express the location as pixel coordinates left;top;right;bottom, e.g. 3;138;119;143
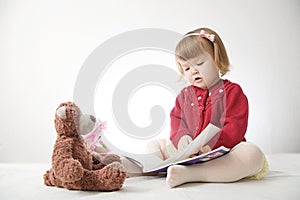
1;154;300;200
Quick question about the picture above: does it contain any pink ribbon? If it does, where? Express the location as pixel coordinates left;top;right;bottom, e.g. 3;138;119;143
199;30;215;42
84;121;109;152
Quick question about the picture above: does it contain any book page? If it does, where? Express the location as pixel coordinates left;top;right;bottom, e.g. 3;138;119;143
143;123;220;172
172;123;220;162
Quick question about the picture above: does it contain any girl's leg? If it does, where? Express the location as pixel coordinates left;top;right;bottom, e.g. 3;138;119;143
166;142;265;188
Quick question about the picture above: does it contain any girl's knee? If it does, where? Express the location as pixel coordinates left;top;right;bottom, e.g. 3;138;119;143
146;139;161;151
146;139;166;159
232;142;264;174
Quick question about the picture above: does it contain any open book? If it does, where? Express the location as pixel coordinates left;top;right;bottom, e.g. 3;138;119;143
119;123;230;173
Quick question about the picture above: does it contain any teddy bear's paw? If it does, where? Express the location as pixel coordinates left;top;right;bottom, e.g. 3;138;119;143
101;154;121;165
55;159;84;182
107;162;125;172
43;170;53;186
98;162;126;189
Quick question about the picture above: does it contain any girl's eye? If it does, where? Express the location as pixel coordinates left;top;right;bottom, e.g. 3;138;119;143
197;62;204;66
184;67;190;71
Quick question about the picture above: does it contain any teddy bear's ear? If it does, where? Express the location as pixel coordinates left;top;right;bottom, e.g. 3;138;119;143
56;106;67;119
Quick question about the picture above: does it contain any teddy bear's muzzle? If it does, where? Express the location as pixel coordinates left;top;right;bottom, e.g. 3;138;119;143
79;114;97;135
56;106;67;120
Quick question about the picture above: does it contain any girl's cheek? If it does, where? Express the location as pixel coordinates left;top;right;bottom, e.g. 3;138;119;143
184;73;191;81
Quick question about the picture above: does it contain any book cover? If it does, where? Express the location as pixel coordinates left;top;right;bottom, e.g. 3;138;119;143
144;146;230;172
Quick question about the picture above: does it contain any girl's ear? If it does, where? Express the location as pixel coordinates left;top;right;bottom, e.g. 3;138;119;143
218;70;222;77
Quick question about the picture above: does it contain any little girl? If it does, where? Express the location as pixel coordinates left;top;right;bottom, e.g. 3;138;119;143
147;27;268;188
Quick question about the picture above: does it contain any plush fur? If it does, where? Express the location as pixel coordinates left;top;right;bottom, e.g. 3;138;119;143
44;102;126;191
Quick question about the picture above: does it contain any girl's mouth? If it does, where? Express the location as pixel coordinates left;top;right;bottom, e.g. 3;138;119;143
194;77;202;81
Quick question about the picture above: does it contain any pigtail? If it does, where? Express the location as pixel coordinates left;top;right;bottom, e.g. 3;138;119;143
213;38;230;76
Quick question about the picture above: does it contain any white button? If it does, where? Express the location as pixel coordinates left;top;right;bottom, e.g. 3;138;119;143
198;96;202;100
191;103;194;106
219;89;224;93
209;92;211;96
185;89;188;92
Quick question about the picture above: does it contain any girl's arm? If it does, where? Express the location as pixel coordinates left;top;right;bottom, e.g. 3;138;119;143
211;83;248;149
170;92;192;148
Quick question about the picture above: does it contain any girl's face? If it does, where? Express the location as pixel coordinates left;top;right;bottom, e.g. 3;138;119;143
178;52;220;89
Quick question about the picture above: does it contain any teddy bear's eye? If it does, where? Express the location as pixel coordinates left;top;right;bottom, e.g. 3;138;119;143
71;109;79;115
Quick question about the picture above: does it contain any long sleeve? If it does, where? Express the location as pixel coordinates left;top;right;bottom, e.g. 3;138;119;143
169;91;192;148
210;84;248;149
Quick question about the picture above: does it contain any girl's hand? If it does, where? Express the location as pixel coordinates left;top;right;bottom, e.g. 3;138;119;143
199;145;212;154
177;135;193;151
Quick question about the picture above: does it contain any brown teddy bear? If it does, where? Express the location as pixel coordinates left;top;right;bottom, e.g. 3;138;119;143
44;102;126;191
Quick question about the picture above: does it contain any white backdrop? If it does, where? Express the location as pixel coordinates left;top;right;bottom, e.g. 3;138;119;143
0;0;299;163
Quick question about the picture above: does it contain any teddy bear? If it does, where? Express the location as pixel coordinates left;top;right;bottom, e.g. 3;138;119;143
43;102;126;191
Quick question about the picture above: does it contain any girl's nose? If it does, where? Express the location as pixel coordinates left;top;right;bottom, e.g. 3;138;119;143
191;66;199;74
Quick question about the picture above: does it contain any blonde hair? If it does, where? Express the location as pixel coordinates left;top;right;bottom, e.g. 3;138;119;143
175;27;230;76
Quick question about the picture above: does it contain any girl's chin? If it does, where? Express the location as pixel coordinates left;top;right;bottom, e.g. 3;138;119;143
192;78;220;89
192;83;208;89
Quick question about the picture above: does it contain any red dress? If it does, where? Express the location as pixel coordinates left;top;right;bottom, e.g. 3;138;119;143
170;79;248;149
